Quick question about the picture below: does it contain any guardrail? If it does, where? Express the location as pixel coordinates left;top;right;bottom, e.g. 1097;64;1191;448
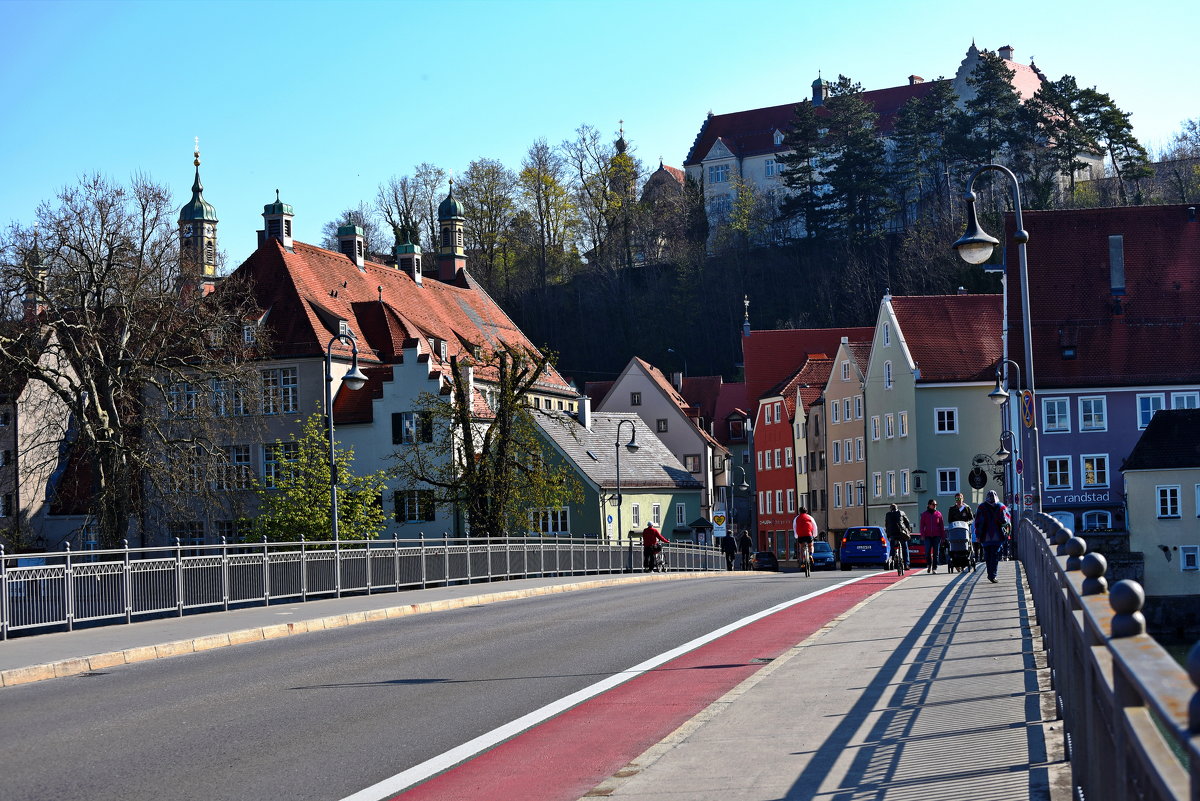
1019;512;1200;801
0;536;723;639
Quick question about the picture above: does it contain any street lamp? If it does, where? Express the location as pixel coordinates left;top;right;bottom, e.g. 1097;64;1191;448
614;418;639;571
996;430;1016;464
325;333;369;596
953;164;1041;513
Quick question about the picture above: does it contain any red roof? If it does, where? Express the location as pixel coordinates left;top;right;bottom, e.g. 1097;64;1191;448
775;357;834;420
888;295;1002;382
1005;205;1200;388
743;327;874;407
685;82;941;166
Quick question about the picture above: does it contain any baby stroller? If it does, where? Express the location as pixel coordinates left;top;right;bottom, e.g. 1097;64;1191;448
946;521;975;573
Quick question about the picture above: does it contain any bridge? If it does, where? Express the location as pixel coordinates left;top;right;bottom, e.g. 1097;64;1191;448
1;517;1197;800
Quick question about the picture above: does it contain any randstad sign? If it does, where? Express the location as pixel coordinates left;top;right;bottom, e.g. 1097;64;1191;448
1043;490;1113;506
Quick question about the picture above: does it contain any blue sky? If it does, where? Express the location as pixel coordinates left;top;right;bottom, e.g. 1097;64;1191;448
2;0;1195;260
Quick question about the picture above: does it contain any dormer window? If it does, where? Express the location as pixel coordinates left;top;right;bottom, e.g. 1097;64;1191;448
773;130;784;146
338;320;350;337
439;340;447;360
242;324;256;344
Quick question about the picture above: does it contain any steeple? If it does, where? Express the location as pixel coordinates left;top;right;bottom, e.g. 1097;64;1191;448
262;189;295;249
178;138;219;291
23;228;48;321
436;180;466;282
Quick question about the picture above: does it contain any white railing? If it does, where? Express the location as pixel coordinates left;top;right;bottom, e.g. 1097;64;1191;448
1019;512;1200;801
0;536;722;638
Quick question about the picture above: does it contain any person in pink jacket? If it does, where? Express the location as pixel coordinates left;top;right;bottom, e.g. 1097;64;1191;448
920;499;946;573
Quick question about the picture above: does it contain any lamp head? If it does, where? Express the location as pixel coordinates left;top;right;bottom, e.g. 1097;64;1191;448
625;438;639;454
952;193;1000;265
995;443;1012;463
342;365;369;391
988;373;1008;406
737;481;750;492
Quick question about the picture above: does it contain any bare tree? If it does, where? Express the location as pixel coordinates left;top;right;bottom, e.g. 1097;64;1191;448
518;138;578;291
457;158;518;293
376;174;422;243
415;162;448;252
321;201;390;257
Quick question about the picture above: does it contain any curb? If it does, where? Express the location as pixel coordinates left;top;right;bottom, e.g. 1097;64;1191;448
1;571;726;689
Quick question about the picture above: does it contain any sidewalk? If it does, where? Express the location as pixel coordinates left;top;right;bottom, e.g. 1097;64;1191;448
0;571;716;687
584;559;1071;801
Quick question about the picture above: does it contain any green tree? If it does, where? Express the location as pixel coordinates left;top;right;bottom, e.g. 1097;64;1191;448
1078;87;1151;204
458;158;518;295
889;79;963;225
254;414;388;542
1157;117;1200;202
959;51;1027;168
389;346;580;538
776;95;825;237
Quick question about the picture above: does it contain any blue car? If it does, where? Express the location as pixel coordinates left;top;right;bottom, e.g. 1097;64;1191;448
840;526;891;569
811;540;836;570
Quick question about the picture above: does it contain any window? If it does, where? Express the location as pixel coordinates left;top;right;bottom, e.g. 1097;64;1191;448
901;469;910;496
652;504;661;526
884;414;895;439
884;361;894;389
855;438;863;461
842;399;851;421
262;441;299;488
0;493;11;518
773;130;784;146
685;454;701;473
841;361;850;381
872;472;883;498
844;482;854;506
934;408;958;434
764;158;776;178
856;483;865;506
393;411;433;444
656;419;668;433
1081;455;1108;488
1082;510;1112;531
775;490;783;512
211;379;248;417
729;419;745;441
168;381;198;418
168;521;205;549
898;411;908;438
784;447;793;467
1044;457;1071;490
529;507;568;534
937;468;959;495
242;324;257;345
710;194;732;217
338;320;350;337
630;392;641;406
1182;546;1200;572
854;396;862;419
262;367;298;415
757;492;763;514
764;404;773;425
1043;398;1070;433
871;416;881;441
832;441;841;464
214;519;251;543
397;490;437;523
844;439;853;462
765;492;772;514
886;471;896;496
1157;485;1180;518
708;163;730;183
0;449;8;467
676;503;686;525
786;489;795;513
218;445;253;490
774;402;782;421
1079;397;1107;431
1172;391;1200;409
1137;394;1165;428
833;484;842;508
883;323;891;346
757;450;764;471
632;503;641;527
831;402;840;423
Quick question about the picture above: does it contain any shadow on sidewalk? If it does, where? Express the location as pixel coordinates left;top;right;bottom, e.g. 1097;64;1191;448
779;565;1052;800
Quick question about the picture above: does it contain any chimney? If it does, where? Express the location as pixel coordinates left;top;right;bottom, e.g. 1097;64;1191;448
1109;235;1126;315
338;224;366;270
1189;206;1197;222
908;75;924;85
394;226;422;286
672;371;683;392
957;286;968;295
998;45;1014;61
577;395;591;429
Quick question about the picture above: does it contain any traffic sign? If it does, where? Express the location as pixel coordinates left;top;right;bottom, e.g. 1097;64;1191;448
1015;458;1023;475
1021;390;1036;429
1023;493;1034;507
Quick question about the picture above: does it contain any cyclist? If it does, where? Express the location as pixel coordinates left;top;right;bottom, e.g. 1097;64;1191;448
793;508;817;573
641;523;669;571
884;503;912;570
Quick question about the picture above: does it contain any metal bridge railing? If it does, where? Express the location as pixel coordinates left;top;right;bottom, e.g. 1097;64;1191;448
0;536;723;639
1019;512;1200;801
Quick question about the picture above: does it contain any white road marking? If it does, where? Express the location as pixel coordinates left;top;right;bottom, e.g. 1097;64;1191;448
339;572;880;801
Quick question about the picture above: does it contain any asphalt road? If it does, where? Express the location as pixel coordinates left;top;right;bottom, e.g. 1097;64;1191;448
0;570;855;801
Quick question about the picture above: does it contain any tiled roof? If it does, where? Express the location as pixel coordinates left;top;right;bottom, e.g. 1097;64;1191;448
532;410;703;491
743;327;874;407
684;82;941;166
773;357;834;420
1004;205;1200;388
583;380;614;408
225;238;572;395
1123;410;1200;471
712;381;749;446
332;365;392;425
634;358;724;452
889;295;1003;382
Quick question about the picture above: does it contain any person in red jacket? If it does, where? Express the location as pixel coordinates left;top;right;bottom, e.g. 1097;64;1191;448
641;524;669;571
920;499;946;573
793;508;817;571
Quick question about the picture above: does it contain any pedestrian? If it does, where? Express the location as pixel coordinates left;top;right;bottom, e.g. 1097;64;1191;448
720;530;737;571
975;491;1009;583
920;499;946;573
948;492;976;563
641;523;669;571
884;503;912;570
737;530;753;570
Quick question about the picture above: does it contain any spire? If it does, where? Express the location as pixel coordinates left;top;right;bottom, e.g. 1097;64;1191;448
615;119;627;154
179;137;218;224
178;138;219;292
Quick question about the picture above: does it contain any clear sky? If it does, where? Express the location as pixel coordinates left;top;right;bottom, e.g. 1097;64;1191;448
2;0;1195;260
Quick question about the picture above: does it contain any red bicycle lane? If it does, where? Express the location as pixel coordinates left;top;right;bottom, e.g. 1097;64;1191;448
387;571;904;801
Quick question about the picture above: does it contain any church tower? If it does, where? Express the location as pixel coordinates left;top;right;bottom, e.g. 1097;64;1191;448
178;138;219;293
437;181;467;282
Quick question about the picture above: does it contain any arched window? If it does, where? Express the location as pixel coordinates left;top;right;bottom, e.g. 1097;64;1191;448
884;361;893;389
1081;510;1112;531
441;227;450;247
883;322;891;346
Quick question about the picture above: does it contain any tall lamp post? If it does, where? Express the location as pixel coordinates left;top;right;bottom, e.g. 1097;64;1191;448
989;358;1024;512
614;418;639;571
953;163;1042;513
325;333;369;596
731;465;750;531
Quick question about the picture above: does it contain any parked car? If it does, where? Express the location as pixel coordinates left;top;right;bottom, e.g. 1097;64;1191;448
751;551;780;571
811;540;836;570
907;539;928;567
840;526;891;569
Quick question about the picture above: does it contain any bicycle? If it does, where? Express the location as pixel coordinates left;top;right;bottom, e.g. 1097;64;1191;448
889;539;907;576
798;541;812;577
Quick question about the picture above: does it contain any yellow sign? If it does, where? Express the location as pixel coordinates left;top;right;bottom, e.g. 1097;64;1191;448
713;514;726;527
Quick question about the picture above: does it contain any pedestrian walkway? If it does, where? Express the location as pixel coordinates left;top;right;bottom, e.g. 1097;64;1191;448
584;559;1071;801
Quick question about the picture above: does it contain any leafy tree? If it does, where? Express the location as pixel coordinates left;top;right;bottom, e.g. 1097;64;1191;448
389;345;580;538
958;51;1027;168
321;202;389;256
0;174;261;547
1078;87;1151;204
253;413;388;542
1025;75;1098;201
889;79;963;225
516;138;578;292
776;96;824;237
457;158;518;294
